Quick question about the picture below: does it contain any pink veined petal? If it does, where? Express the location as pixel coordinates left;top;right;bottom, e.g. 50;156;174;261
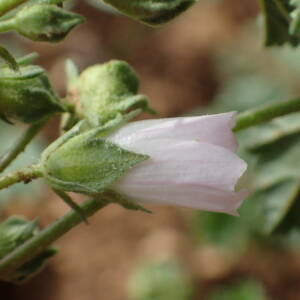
111;139;247;209
108;112;238;151
115;183;248;215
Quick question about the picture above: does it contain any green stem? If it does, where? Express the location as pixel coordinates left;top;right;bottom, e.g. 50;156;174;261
0;197;108;277
0;117;49;173
0;0;27;16
0;164;43;190
234;97;300;131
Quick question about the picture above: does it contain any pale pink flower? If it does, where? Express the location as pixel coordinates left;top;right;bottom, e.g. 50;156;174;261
108;112;248;215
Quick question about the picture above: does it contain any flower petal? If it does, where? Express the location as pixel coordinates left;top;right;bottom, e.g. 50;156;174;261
111;138;247;213
118;184;248;215
108;112;238;151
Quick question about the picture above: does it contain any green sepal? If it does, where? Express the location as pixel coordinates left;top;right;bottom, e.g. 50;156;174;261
42;119;86;160
102;0;195;26
68;60;155;127
47;109;141;158
0;64;44;79
259;0;299;46
0;52;39;69
0;64;65;123
41;122;149;195
0;45;18;71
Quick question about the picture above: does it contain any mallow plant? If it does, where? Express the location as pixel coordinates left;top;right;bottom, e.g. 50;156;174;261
0;0;299;284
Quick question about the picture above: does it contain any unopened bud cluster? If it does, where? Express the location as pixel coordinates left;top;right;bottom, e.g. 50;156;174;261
0;65;65;123
0;4;84;42
68;60;154;127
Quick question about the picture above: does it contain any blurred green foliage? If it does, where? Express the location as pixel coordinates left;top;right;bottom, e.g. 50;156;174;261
0;122;44;209
192;34;300;249
128;260;193;300
207;279;268;300
260;0;300;46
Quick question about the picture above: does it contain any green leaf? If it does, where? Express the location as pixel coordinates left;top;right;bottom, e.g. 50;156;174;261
289;0;300;34
242;178;299;234
242;112;300;150
0;217;37;258
259;0;299;46
192;42;300;237
9;247;57;283
234;125;300;235
0;216;57;284
251;133;300;189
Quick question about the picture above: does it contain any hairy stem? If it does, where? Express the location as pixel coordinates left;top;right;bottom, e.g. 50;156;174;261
0;197;108;277
0;117;49;173
0;164;43;190
234;97;300;131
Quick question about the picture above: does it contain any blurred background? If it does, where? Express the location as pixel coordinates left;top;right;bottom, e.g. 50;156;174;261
2;0;300;299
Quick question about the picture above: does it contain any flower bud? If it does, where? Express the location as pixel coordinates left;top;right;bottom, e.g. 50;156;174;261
0;65;65;123
102;0;195;25
8;4;84;42
41;122;149;195
41;112;248;216
68;60;154;127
